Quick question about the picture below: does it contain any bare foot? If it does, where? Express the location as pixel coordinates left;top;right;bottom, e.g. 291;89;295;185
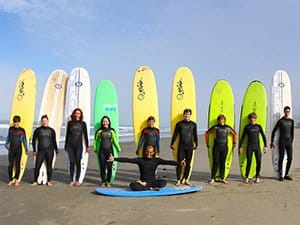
14;180;20;186
220;179;228;184
255;177;260;183
244;178;249;184
206;179;214;185
100;183;106;187
7;181;14;186
75;181;80;187
68;182;74;187
47;182;53;187
150;187;160;191
106;183;111;187
184;180;192;186
32;182;38;187
175;180;181;186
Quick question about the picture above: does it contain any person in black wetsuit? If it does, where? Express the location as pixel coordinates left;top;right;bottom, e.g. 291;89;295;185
136;116;160;157
5;115;28;186
94;116;121;187
65;108;90;187
270;106;294;181
170;108;198;186
32;115;58;187
239;112;267;183
108;145;181;191
205;114;238;184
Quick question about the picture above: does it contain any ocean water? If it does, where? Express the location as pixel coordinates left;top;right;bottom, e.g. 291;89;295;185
0;121;205;155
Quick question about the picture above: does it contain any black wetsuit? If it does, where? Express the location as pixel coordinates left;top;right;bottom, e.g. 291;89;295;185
136;126;160;155
32;126;58;183
170;120;198;180
94;128;121;183
115;157;178;191
271;117;294;177
207;125;236;179
65;120;89;182
5;127;28;181
239;124;267;178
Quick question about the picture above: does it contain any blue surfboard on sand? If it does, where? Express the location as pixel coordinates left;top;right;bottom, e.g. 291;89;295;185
95;185;203;197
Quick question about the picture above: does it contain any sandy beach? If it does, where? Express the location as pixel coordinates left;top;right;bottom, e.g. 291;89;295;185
1;130;300;225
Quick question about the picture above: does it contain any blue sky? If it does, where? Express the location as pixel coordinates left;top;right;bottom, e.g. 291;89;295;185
0;0;300;128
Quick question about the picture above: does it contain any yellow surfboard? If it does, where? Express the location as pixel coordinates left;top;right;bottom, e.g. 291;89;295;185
171;67;197;181
10;69;36;182
132;65;159;157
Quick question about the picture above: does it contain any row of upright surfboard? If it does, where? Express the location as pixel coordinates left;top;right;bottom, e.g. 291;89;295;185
133;67;292;180
9;66;291;184
9;68;120;184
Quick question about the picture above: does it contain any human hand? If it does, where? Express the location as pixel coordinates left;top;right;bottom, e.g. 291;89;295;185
107;153;114;162
180;159;186;167
263;147;267;154
86;147;90;153
239;147;243;155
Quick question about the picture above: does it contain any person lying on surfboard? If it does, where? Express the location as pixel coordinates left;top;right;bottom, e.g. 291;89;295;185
5;115;29;186
94;116;121;187
32;115;58;187
135;116;160;157
205;114;238;184
239;112;267;183
170;108;198;186
107;145;184;191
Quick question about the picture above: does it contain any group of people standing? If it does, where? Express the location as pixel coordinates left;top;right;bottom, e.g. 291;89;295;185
4;105;294;191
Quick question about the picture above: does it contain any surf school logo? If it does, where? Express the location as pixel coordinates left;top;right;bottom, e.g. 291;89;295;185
278;82;285;88
137;78;145;101
55;83;62;89
104;104;117;112
17;80;25;101
252;101;257;112
220;100;224;112
75;81;83;87
176;78;184;100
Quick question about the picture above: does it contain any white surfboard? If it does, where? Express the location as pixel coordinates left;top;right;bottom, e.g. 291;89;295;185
65;67;91;184
270;70;291;178
36;70;68;184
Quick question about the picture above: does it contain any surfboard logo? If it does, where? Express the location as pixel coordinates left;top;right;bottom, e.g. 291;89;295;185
220;100;224;112
137;78;145;101
176;78;184;100
252;101;257;112
17;80;25;101
104;104;117;112
55;84;62;89
278;82;285;88
75;81;83;87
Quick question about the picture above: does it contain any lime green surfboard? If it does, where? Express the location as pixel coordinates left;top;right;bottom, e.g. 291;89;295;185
239;80;267;179
94;80;119;183
207;80;235;180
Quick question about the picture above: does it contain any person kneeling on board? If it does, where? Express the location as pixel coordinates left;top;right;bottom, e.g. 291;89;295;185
32;115;58;187
205;114;238;184
239;112;267;183
107;145;183;191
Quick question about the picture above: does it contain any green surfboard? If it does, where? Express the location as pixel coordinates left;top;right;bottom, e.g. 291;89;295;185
207;80;235;180
239;80;267;179
94;80;119;183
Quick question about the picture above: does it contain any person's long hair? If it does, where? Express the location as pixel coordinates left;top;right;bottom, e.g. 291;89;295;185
70;108;84;122
100;116;112;130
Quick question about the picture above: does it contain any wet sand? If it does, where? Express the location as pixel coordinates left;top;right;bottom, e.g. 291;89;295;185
1;130;300;225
